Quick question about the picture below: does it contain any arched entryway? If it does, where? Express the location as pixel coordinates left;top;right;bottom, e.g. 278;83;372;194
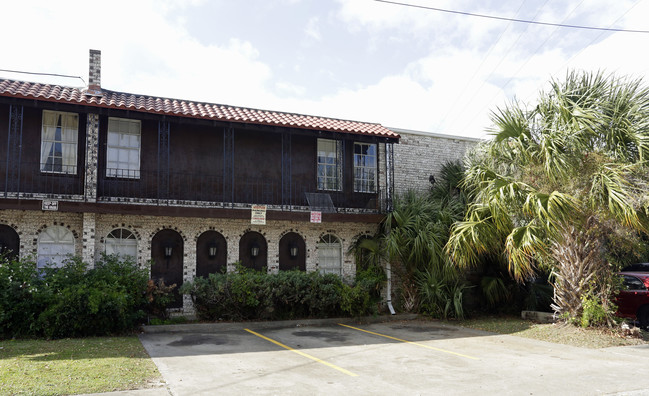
151;229;184;308
239;231;267;271
196;230;227;278
0;225;19;259
279;232;306;271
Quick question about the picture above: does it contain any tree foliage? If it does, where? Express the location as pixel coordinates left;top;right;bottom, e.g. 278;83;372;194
447;71;649;324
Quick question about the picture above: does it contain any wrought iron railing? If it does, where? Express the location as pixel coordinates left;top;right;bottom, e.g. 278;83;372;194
0;165;383;212
1;163;83;198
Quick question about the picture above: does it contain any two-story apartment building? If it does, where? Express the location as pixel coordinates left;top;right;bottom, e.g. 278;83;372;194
0;50;403;311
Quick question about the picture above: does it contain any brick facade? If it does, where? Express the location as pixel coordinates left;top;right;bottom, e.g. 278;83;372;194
391;128;480;195
0;209;377;313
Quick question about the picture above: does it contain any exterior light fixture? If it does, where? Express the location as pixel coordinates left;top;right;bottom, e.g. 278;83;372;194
208;244;218;259
289;244;298;258
164;245;173;258
251;243;260;258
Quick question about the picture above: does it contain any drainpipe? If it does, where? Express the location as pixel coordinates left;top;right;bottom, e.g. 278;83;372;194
386;260;396;315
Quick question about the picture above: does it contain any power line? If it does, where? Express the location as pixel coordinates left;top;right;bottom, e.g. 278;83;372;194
0;68;86;85
373;0;649;34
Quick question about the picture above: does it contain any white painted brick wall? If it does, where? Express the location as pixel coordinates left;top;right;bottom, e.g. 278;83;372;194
392;129;480;195
0;209;378;314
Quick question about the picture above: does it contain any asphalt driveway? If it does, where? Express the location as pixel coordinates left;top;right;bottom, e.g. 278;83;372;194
136;317;649;395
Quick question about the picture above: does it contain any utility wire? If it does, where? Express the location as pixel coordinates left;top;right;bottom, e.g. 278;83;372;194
0;68;86;85
374;0;649;34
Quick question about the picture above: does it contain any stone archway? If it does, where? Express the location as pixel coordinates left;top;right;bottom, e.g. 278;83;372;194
196;230;227;278
239;231;267;271
279;232;306;271
0;224;19;259
151;229;184;308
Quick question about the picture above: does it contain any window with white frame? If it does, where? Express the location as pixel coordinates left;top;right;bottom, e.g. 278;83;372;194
105;228;138;260
107;118;141;178
37;226;75;269
317;234;342;275
354;143;377;193
40;110;79;174
317;139;342;191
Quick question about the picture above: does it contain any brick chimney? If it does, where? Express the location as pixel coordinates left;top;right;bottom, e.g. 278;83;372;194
87;49;102;96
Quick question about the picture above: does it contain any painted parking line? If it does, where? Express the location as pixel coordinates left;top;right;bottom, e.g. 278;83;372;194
338;323;479;360
244;328;358;377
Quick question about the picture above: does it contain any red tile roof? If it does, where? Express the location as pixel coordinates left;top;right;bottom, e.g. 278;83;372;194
0;79;399;139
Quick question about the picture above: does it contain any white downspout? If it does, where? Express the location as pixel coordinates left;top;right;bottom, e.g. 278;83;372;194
386;260;396;315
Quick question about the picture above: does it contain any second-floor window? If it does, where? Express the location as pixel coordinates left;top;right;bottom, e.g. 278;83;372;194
353;143;377;193
107;118;141;178
317;138;342;191
40;110;79;174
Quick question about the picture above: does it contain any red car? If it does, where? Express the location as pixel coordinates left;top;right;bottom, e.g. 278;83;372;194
616;272;649;329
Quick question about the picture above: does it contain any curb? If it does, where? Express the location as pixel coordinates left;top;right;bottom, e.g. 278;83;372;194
140;313;419;333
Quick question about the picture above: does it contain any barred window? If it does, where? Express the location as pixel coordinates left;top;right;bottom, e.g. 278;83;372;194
317;139;342;191
37;226;75;268
107;118;141;178
354;143;377;193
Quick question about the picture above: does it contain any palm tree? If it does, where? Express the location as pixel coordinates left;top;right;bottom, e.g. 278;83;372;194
381;161;468;317
447;71;649;324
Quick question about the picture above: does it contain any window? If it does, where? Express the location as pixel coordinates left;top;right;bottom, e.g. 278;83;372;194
107;118;141;178
40;110;79;174
105;228;138;260
317;234;342;275
317;139;342;191
354;143;377;193
37;226;75;268
622;275;647;291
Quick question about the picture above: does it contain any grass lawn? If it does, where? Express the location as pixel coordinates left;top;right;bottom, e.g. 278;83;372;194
0;336;162;396
453;315;649;348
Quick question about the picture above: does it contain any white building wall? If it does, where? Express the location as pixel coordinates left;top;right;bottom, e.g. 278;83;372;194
391;128;481;195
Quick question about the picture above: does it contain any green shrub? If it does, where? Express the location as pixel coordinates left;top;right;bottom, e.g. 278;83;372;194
0;254;151;339
0;255;43;338
182;266;384;321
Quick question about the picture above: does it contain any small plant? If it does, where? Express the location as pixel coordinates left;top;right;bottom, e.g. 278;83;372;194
145;279;177;321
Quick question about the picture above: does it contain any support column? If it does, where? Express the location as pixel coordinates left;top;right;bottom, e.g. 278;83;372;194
84;113;99;202
82;212;97;266
281;132;291;208
5;105;23;197
386;142;395;212
157;120;170;200
223;125;234;205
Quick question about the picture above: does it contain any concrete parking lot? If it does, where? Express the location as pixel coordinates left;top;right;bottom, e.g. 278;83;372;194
137;317;649;395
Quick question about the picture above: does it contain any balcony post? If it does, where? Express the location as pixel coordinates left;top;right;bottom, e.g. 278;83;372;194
84;113;100;202
5;105;23;197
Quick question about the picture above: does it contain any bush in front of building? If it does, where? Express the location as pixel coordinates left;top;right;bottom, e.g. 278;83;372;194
0;254;150;339
182;265;384;321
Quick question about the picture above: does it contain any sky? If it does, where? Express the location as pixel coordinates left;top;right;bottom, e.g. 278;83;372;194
1;0;648;139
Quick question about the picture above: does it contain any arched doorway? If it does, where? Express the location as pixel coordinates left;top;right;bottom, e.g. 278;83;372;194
151;229;184;308
196;230;227;278
279;232;306;271
0;225;20;259
239;231;267;271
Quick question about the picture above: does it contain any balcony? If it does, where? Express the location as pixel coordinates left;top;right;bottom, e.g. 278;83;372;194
1;163;83;199
0;165;383;213
97;169;382;213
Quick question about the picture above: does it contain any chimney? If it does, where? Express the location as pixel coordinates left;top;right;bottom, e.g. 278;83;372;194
87;49;102;96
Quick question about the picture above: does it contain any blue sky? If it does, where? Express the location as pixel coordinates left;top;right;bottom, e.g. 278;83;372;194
1;0;648;138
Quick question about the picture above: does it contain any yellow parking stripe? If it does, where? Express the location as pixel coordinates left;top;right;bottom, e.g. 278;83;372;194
338;323;479;360
244;328;358;377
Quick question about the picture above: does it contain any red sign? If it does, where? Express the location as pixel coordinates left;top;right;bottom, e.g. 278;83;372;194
310;211;322;223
